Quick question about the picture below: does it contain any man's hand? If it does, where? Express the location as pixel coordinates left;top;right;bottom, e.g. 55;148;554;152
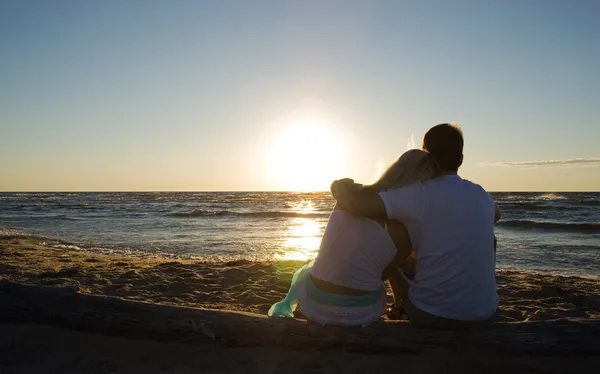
331;179;359;210
330;178;386;218
331;178;360;197
335;178;355;185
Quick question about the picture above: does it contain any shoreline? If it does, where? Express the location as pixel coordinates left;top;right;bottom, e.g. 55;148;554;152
3;228;599;281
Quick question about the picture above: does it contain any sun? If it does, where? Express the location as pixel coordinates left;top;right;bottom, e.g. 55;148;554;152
267;121;347;191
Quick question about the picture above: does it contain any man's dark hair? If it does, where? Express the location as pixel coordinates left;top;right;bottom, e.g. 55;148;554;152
422;123;464;172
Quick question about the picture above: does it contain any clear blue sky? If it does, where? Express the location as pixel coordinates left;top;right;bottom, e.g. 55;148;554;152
1;0;599;191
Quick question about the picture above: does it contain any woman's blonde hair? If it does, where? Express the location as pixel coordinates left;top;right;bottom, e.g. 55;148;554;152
369;149;440;192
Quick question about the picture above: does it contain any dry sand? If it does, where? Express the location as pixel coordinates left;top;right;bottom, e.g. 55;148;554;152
1;237;600;373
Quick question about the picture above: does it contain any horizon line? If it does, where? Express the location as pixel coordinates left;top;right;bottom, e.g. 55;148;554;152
1;190;599;194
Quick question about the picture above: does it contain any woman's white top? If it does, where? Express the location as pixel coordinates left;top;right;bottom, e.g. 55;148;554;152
309;210;397;291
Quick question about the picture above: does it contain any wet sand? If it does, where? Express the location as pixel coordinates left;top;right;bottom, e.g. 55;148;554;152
1;237;599;373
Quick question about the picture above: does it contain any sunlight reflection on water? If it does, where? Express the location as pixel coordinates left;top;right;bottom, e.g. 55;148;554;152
279;200;325;261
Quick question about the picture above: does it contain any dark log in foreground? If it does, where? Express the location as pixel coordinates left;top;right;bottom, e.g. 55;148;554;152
1;280;599;356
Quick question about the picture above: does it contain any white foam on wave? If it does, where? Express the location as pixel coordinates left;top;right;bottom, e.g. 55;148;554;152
539;193;568;201
0;227;53;241
0;226;255;262
497;265;600;280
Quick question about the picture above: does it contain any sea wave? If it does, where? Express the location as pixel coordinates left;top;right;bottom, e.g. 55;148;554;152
498;220;600;233
0;227;63;242
168;209;330;219
498;202;549;210
497;202;588;212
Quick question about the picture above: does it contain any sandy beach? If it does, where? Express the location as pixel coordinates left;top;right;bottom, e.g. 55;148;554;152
1;236;600;373
2;237;599;321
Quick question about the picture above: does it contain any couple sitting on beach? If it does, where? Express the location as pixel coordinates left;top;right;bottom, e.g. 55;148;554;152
269;124;501;329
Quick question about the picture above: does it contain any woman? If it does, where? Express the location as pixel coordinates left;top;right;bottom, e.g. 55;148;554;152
268;149;440;326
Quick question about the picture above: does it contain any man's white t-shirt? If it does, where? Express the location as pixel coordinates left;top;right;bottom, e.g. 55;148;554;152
379;175;498;321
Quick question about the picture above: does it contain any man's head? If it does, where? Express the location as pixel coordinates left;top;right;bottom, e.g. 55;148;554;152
422;123;464;173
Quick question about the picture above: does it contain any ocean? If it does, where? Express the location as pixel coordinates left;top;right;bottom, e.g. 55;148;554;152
1;192;599;278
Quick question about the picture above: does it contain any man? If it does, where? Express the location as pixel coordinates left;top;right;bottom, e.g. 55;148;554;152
331;124;500;329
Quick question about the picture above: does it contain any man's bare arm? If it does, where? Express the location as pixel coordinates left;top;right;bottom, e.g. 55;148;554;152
494;203;501;224
330;179;387;218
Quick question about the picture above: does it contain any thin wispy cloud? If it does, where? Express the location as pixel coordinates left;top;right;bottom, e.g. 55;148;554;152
481;158;600;167
406;134;416;151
